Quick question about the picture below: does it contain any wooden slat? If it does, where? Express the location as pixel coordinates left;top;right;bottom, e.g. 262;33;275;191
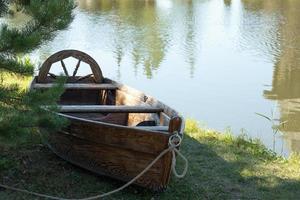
33;83;118;90
59;113;171;154
160;112;170;126
49;131;168;190
135;126;169;132
58;105;164;113
75;74;93;82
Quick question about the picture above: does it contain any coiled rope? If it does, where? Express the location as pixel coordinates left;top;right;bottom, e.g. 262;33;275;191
0;133;188;200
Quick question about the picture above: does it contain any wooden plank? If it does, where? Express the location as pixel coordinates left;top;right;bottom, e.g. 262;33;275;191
48;131;170;190
33;83;118;90
168;116;183;133
160;112;170;126
61;114;170;154
58;105;164;113
135;126;169;132
115;83;178;118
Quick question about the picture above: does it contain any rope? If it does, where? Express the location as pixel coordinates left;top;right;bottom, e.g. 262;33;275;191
0;133;188;200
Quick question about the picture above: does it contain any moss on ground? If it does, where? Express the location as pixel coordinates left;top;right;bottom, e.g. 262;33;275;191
0;119;300;199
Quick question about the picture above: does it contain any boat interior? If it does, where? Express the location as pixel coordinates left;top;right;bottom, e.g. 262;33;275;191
31;76;174;132
31;50;182;133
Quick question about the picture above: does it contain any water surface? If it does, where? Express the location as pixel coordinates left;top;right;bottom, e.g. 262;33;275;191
28;0;300;156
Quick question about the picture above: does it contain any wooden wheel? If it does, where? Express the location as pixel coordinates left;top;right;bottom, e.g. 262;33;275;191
37;50;104;83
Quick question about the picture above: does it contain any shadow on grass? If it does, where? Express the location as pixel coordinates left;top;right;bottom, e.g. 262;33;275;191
1;133;300;200
169;134;300;200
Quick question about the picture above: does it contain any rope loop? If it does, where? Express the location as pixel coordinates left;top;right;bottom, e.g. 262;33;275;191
168;131;182;148
169;132;188;178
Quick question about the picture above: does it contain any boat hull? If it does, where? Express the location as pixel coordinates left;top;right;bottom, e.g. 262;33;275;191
44;114;173;191
31;50;185;190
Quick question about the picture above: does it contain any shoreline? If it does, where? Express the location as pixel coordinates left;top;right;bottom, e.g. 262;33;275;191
1;119;299;199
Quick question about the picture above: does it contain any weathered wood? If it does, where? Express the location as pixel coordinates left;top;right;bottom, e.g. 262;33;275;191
58;105;164;113
168;116;183;134
59;114;170;155
59;90;102;105
75;74;93;82
66;113;128;126
73;59;81;77
31;50;185;191
33;83;118;90
135;126;169;132
61;60;69;76
160;112;170;126
48;72;57;79
47;130;171;191
37;50;103;83
112;79;179;118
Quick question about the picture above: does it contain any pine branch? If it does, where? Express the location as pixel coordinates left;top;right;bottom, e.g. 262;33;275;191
0;54;34;75
0;77;68;138
0;0;8;17
0;0;75;139
0;0;75;53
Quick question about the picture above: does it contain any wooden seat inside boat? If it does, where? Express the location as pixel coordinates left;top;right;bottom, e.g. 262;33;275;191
33;83;118;90
31;50;174;131
58;105;164;113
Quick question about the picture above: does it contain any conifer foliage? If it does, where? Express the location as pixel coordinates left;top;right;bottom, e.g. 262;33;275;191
0;0;8;17
0;0;75;140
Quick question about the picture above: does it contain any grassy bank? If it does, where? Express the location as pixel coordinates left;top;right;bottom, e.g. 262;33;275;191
1;120;300;199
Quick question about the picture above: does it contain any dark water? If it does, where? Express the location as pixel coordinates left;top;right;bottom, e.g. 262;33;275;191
28;0;300;156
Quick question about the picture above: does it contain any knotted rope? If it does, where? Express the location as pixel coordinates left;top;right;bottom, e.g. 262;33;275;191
0;133;188;200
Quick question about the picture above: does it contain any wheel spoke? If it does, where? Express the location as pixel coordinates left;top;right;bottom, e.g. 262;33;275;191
72;59;81;77
61;60;69;76
48;72;57;79
75;74;93;82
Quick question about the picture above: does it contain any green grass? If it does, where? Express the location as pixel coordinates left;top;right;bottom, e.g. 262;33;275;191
0;119;300;200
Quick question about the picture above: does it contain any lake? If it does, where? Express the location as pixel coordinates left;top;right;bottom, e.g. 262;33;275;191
28;0;300;156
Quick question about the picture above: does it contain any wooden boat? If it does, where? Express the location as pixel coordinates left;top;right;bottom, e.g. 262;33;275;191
30;50;185;191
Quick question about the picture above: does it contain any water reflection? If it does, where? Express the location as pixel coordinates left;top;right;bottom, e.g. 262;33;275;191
26;0;300;155
77;0;300;155
182;0;198;78
255;0;300;153
223;0;231;7
77;0;170;79
239;0;282;63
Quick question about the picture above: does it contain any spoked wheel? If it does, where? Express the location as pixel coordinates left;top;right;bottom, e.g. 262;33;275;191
37;50;104;83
